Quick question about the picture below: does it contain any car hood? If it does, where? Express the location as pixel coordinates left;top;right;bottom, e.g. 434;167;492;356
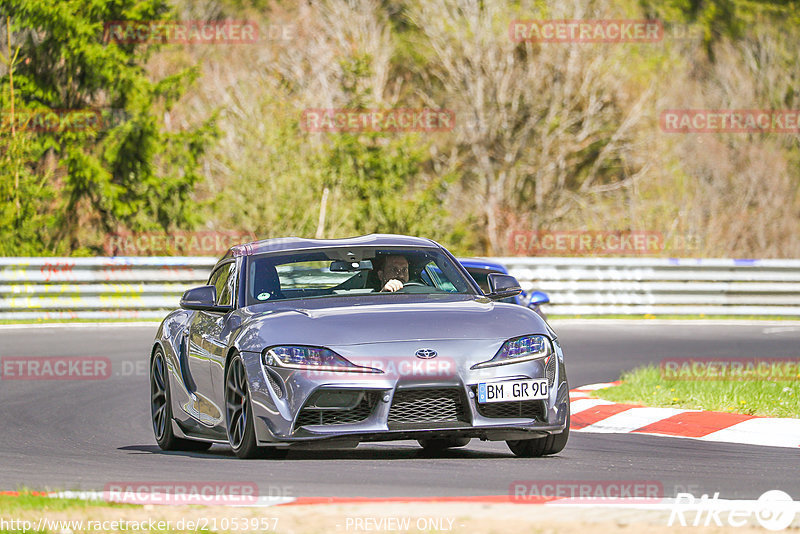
235;295;549;348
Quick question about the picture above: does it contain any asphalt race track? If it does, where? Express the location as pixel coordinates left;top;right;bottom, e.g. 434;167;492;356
1;322;798;500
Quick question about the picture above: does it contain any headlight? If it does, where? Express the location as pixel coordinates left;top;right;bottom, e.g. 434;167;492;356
471;335;552;369
263;345;382;373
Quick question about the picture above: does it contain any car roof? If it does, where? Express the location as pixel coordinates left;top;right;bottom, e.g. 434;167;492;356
221;234;440;260
458;257;510;274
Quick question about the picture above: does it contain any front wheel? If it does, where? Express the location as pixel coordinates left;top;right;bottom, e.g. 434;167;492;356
506;408;569;458
225;352;288;459
150;348;212;452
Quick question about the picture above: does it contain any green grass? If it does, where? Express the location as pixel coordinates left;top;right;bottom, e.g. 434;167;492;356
0;491;82;512
0;491;130;512
593;365;800;418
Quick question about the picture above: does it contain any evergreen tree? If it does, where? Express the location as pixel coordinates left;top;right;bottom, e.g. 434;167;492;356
0;0;216;254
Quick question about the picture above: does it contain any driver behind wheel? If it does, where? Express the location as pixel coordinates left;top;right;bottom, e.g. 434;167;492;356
376;254;409;292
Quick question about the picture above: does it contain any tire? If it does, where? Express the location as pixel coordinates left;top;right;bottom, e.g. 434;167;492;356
225;352;288;460
150;348;212;452
417;437;471;451
506;408;570;458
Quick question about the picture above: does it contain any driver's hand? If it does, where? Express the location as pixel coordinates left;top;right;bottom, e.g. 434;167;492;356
381;279;404;292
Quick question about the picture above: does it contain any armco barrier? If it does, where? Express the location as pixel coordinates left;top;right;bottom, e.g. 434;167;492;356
0;257;216;320
495;257;800;316
0;257;799;320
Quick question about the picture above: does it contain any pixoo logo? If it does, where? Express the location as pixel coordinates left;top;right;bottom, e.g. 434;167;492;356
415;349;437;359
668;490;796;530
757;491;796;531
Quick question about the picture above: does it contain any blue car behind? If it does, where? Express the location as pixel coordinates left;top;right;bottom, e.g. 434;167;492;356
459;258;550;319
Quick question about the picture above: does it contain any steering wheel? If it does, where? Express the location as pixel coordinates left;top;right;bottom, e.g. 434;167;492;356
396;281;430;293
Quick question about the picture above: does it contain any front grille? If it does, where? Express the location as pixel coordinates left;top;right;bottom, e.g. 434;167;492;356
546;355;557;386
387;388;467;425
476;399;546;420
295;392;376;427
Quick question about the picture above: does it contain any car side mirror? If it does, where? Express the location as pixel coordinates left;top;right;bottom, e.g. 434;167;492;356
180;285;231;312
528;290;550;306
486;273;522;300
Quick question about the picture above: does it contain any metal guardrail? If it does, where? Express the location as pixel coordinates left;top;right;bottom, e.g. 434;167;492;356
0;257;799;320
0;257;216;320
496;257;800;316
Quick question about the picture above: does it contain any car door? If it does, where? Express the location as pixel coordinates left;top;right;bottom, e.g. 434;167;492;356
186;261;236;427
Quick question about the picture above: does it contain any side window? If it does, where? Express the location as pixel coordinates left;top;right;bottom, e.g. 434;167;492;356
423;261;457;292
208;263;236;307
467;269;491;294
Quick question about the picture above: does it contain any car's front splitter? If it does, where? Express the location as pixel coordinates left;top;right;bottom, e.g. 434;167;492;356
253;419;568;448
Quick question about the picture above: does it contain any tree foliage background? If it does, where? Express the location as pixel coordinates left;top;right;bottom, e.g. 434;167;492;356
0;0;216;255
1;0;799;257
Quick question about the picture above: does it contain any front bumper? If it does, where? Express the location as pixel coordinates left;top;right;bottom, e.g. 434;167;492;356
240;340;569;448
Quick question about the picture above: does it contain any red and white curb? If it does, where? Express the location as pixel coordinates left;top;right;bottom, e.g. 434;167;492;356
569;382;800;448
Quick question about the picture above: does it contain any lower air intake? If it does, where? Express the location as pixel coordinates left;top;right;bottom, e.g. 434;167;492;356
546;355;557;386
475;398;546;420
387;388;468;425
295;392;376;428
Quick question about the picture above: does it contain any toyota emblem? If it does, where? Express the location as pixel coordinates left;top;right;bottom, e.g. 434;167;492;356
415;348;438;359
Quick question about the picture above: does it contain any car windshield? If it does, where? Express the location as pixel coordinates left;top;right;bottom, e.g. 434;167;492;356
245;246;476;305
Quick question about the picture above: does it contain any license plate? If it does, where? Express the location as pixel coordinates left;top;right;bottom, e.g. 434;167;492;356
477;379;548;403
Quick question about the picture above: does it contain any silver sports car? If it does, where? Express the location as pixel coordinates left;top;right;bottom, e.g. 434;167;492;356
150;234;570;458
